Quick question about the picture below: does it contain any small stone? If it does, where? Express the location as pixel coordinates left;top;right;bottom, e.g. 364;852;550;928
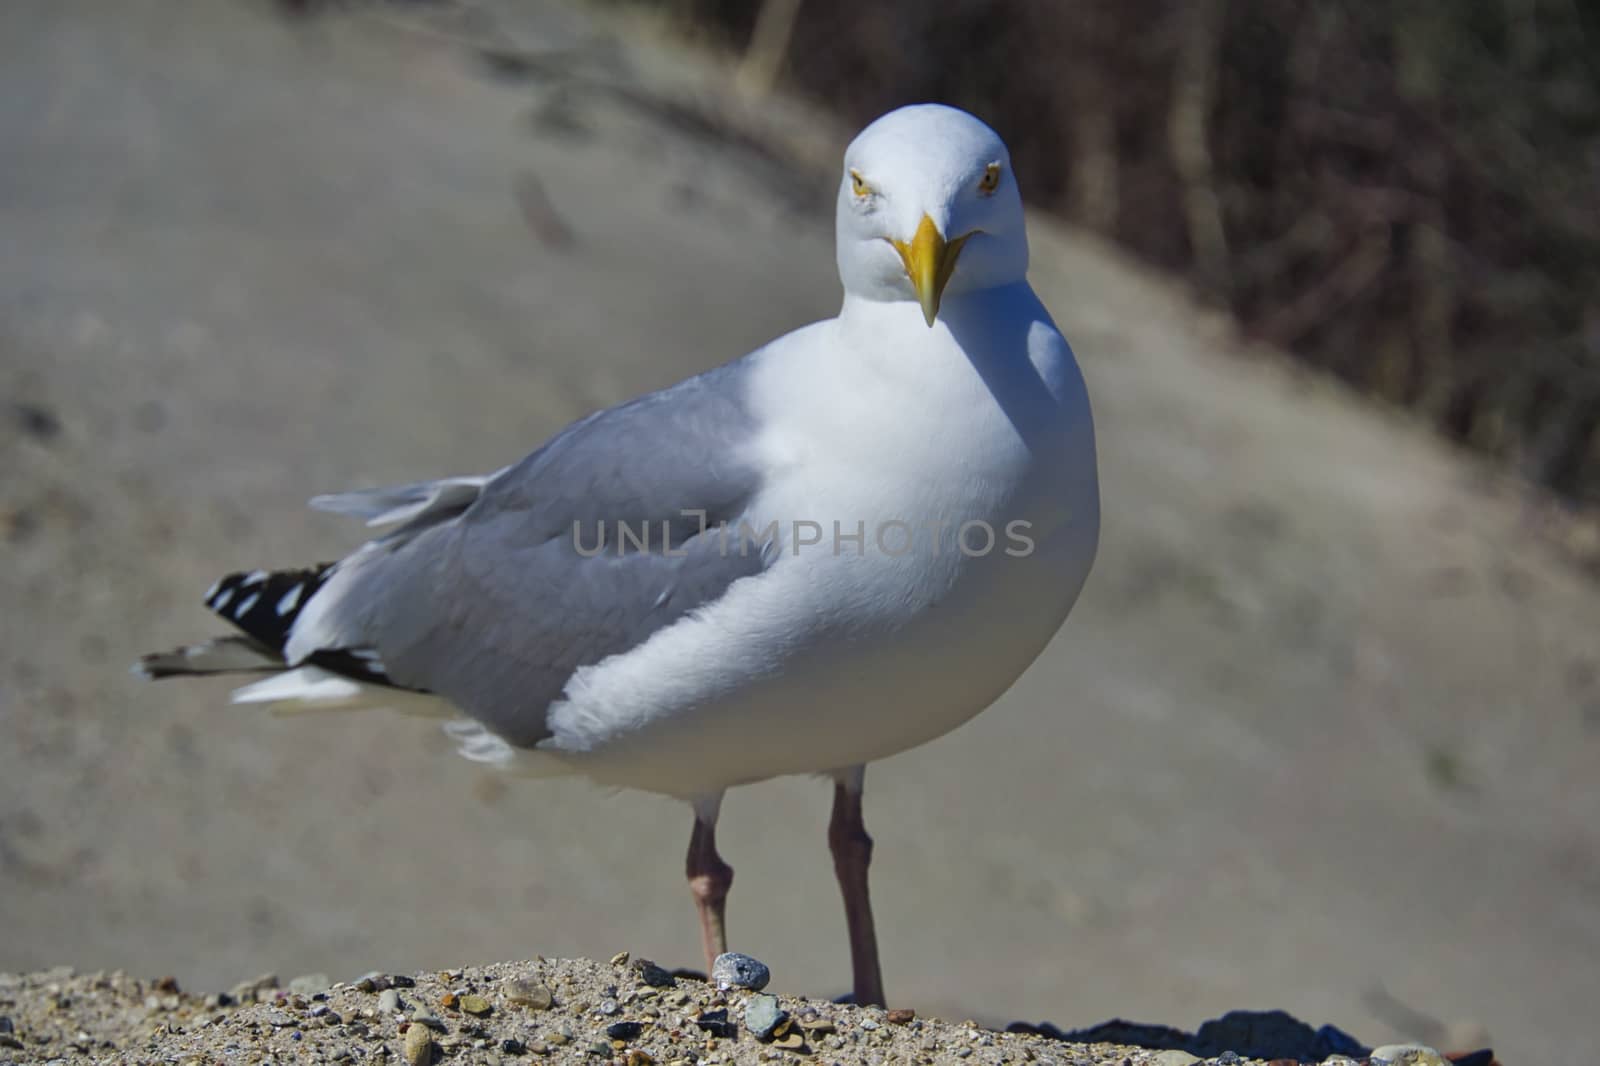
229;973;279;1003
461;994;493;1016
773;1031;805;1050
502;1038;526;1054
695;1008;737;1039
355;971;391;993
588;1042;613;1057
391;975;416;988
607;1021;644;1041
378;990;402;1014
506;980;553;1010
610;951;631;966
600;998;621;1016
440;992;459;1010
635;960;676;989
1370;1045;1449;1066
744;994;786;1040
711;953;770;992
885;1008;915;1025
1152;1052;1200;1066
626;1051;654;1066
404;1022;435;1065
548;1027;573;1046
289;973;332;996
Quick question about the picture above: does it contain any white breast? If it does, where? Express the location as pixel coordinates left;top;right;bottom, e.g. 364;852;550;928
545;287;1099;796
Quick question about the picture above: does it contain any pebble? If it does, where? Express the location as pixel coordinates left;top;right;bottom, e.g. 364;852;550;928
410;1008;446;1031
694;1008;737;1039
743;994;785;1040
599;998;620;1016
288;973;331;996
710;952;770;992
403;1021;435;1065
609;951;631;966
354;971;391;993
1370;1045;1449;1066
505;979;553;1010
228;973;279;1003
460;994;493;1016
377;989;402;1014
634;960;676;989
606;1021;643;1041
886;1008;915;1025
1151;1052;1200;1066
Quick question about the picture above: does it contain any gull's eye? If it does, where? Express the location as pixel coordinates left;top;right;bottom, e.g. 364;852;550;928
978;162;1002;196
850;169;873;198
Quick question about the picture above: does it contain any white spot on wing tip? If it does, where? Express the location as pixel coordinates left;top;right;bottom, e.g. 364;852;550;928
233;592;260;618
242;569;270;587
276;583;305;616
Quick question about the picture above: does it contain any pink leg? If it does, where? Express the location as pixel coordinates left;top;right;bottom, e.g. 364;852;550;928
685;797;733;974
829;768;885;1006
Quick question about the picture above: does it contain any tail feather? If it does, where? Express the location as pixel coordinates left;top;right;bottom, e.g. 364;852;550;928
133;635;282;679
138;561;398;687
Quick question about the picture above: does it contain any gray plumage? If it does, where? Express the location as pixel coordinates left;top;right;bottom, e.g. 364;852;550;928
284;359;771;746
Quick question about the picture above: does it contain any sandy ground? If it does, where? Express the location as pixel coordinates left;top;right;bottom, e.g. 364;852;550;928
0;957;1423;1065
1;2;1596;1063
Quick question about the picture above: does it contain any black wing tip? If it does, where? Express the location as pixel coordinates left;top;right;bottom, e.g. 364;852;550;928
204;563;337;652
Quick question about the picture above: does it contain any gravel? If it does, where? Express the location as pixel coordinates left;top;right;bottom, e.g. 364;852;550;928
0;958;1350;1066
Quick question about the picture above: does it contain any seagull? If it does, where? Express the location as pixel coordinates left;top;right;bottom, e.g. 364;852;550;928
137;103;1099;1007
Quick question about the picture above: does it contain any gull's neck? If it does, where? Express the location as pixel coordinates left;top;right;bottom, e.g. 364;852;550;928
837;281;1040;335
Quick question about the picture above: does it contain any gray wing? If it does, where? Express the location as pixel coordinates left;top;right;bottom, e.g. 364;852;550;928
286;359;771;746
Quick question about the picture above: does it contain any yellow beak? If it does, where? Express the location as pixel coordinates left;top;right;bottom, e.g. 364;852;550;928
891;214;970;327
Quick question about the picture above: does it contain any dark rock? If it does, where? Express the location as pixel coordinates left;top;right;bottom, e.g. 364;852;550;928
634;960;676;989
710;952;770;992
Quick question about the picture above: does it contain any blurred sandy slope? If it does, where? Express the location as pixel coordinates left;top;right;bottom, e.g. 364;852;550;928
0;1;1596;1062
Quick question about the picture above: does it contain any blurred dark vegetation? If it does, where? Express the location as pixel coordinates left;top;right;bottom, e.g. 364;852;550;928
652;0;1600;507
